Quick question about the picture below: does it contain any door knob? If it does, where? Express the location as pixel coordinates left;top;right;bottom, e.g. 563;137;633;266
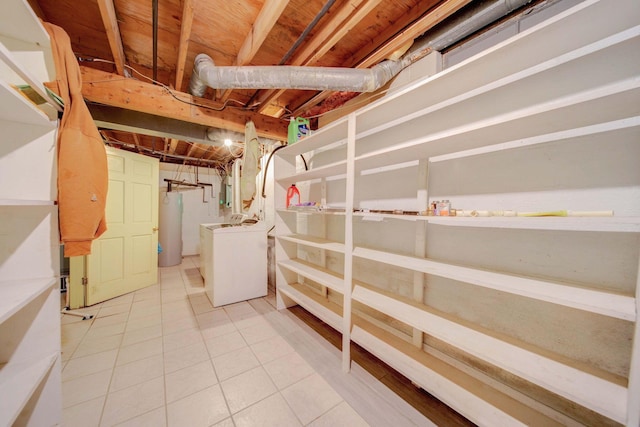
152;227;159;232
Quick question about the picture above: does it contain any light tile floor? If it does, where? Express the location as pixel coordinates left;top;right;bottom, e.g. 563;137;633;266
60;256;433;427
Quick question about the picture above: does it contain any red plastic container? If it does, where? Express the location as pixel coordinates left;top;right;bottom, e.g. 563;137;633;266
286;184;300;208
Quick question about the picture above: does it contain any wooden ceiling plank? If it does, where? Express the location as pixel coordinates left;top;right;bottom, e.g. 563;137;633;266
132;133;143;152
293;0;471;117
69;66;287;140
169;138;180;155
96;0;127;76
175;0;195;91
303;0;383;67
220;0;290;102
256;0;380;114
236;0;290;66
357;0;472;69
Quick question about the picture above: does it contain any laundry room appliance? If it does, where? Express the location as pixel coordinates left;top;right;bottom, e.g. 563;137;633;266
202;214;267;307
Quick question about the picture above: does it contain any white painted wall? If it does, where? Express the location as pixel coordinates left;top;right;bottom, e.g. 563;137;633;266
159;163;226;256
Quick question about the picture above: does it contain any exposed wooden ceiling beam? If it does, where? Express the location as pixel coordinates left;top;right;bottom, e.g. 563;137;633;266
220;0;290;102
96;0;127;76
256;0;380;114
174;0;194;91
293;0;471;117
70;66;288;140
132;133;143;152
168;138;180;155
356;0;471;69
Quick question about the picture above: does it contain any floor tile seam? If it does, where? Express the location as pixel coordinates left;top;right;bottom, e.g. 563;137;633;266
282;311;430;427
302;399;346;427
163;368;220;405
271;367;316;392
62;350;120;382
110;406;167;427
60;324;93;361
246;337;296;368
211;350;261;383
114;349;165;370
226;388;285;419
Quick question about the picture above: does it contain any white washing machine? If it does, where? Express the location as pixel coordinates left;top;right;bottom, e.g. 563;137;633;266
202;215;267;307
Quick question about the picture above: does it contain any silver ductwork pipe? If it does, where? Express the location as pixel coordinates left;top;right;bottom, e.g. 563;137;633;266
188;0;534;97
413;0;535;53
189;48;429;97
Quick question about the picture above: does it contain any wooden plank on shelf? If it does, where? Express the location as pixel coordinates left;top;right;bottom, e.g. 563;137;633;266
350;320;562;426
351;284;627;423
278;234;345;253
278;259;344;293
278;282;342;331
277;117;349;157
0;199;55;206
0;42;61;115
425;215;640;233
352;246;636;321
0;353;58;427
355;80;640;172
276;160;347;184
0;278;56;324
0;79;56;127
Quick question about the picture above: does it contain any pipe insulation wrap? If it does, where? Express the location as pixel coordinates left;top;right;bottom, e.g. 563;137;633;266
188;0;533;97
189;53;416;96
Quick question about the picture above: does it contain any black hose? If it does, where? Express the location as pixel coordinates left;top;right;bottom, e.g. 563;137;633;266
261;144;287;198
261;146;310;198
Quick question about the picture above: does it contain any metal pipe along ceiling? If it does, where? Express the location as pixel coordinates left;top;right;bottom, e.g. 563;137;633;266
189;47;429;96
188;0;533;96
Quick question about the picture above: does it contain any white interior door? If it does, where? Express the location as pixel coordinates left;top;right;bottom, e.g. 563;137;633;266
70;147;159;306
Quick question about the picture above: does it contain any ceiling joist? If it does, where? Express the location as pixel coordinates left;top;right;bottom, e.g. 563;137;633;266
221;0;290;102
291;0;472;116
96;0;127;76
256;0;380;114
174;0;194;91
70;66;287;141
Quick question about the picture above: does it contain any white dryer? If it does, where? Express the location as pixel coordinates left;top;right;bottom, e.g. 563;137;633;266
202;216;267;307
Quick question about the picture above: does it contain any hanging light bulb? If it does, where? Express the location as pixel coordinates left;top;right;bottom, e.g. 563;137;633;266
224;139;232;147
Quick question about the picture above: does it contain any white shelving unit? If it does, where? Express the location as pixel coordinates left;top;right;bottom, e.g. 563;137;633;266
0;0;62;425
274;1;640;425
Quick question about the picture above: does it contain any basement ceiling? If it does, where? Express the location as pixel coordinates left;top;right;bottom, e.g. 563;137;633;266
29;0;533;170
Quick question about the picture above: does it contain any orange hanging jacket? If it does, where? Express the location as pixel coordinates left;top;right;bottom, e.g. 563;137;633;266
44;22;108;257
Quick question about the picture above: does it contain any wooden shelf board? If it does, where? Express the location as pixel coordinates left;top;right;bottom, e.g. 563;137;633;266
0;42;60;115
0;79;56;127
0;353;58;427
425;216;640;233
352;284;627;423
350;317;562;427
356;26;639;142
352;246;635;321
276;160;347;184
355;82;640;172
278;117;349;157
278;282;342;331
0;199;55;207
278;234;345;253
0;278;56;324
278;259;344;293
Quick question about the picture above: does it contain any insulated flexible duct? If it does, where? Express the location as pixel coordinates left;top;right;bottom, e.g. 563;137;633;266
189;49;428;97
188;0;534;97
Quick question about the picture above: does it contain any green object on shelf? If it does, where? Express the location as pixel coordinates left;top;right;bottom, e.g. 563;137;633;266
287;117;310;145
